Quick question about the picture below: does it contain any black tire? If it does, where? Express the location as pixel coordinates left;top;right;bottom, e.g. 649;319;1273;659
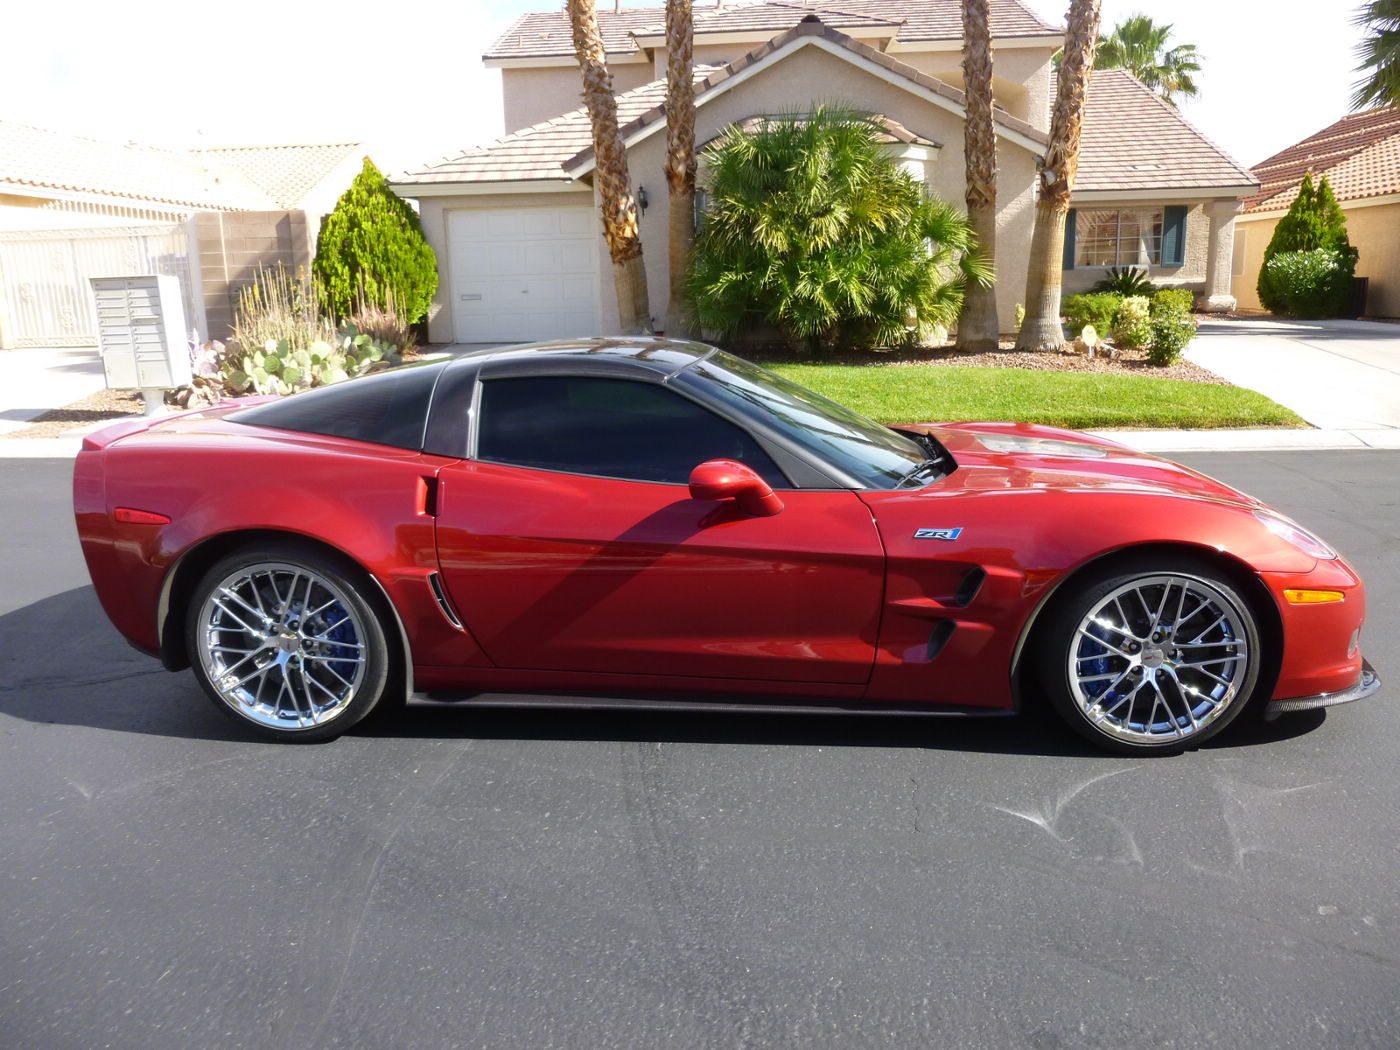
1035;555;1263;755
186;542;393;742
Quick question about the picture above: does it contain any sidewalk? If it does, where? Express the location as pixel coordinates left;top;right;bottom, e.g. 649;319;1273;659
1187;317;1400;432
0;346;106;436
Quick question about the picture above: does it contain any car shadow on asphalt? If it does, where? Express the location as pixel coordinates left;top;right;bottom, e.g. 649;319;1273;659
0;586;1328;756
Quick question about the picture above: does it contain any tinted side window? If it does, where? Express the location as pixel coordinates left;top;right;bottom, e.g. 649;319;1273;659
476;376;786;486
230;361;446;450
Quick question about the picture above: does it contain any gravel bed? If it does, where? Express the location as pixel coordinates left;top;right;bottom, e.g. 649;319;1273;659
3;389;144;439
748;340;1230;384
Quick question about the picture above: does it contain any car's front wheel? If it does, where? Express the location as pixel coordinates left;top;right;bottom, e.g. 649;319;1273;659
1037;557;1263;754
187;544;392;742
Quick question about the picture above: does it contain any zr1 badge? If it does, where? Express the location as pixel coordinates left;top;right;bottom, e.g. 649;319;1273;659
914;527;963;541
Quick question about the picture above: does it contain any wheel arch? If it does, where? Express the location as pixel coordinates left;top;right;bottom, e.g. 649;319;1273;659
1009;541;1284;713
157;528;414;700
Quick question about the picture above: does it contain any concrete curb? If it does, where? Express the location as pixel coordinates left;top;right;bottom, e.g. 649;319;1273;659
1090;428;1400;452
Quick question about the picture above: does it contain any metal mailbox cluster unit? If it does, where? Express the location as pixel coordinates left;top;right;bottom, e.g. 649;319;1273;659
90;275;191;413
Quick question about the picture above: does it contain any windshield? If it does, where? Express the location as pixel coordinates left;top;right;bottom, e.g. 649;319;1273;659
675;351;940;489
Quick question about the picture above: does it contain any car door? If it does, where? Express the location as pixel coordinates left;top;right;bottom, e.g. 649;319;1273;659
433;373;885;684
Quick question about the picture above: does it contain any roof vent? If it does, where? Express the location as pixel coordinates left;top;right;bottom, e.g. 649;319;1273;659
800;14;823;24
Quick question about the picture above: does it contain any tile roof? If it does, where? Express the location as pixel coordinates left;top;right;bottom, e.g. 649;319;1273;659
1074;70;1257;194
0;119;275;210
563;18;1047;172
485;0;1060;60
1245;106;1400;212
401;20;1041;187
0;120;365;212
699;113;941;148
395;77;681;185
201;143;362;208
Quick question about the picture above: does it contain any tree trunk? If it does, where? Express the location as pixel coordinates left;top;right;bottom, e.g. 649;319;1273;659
1018;200;1068;350
1015;0;1102;352
568;0;651;334
664;0;696;337
956;0;999;351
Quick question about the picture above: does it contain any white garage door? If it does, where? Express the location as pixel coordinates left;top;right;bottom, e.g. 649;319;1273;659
448;205;600;343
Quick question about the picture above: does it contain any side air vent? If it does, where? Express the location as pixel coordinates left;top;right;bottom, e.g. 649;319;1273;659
926;620;956;661
427;571;463;629
954;566;987;607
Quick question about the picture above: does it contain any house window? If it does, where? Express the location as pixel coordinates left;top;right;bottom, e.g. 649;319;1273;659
1074;208;1165;267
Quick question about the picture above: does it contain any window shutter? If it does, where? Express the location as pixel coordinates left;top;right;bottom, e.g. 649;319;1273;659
1062;208;1077;269
1162;205;1188;267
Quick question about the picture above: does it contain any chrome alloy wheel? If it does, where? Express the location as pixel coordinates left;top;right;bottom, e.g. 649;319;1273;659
1067;574;1252;745
196;561;368;731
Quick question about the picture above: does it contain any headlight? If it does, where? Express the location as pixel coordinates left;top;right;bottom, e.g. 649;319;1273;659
1254;510;1338;560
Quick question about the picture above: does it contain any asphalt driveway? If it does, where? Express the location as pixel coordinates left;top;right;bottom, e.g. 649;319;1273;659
1;452;1397;1049
1188;317;1400;432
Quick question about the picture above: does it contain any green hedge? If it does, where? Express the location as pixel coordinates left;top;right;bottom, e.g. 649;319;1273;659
1062;292;1122;335
1258;249;1354;318
1151;288;1194;316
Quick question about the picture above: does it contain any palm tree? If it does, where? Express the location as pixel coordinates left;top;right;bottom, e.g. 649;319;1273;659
1016;0;1102;352
664;0;696;337
1353;0;1400;109
1096;14;1200;105
956;0;1000;351
567;0;651;333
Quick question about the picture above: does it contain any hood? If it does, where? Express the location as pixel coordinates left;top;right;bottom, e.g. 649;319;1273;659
899;421;1265;509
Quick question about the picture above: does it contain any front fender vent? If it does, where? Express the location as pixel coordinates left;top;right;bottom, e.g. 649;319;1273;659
954;567;987;607
427;571;463;629
926;620;956;661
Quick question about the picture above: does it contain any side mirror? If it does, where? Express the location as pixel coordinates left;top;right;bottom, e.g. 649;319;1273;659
688;459;784;517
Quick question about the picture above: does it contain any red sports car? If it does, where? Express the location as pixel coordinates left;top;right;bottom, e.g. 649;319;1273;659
73;339;1378;753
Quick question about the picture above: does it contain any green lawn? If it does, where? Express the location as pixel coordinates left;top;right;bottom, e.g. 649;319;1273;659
766;363;1306;430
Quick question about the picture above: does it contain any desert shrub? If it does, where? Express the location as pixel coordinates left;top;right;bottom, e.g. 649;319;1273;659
1258;249;1354;318
344;286;417;353
314;158;438;323
685;106;988;351
222;333;402;397
1111;295;1152;349
230;265;334;354
1092;266;1155;296
1062;292;1122;335
1014;302;1025;329
1151;288;1195;317
1147;309;1197;366
1257;174;1357;317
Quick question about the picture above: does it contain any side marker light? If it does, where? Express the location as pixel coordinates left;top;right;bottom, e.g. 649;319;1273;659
114;507;172;525
1283;589;1345;605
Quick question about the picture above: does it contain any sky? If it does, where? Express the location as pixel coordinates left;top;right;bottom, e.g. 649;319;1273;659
1;0;1374;173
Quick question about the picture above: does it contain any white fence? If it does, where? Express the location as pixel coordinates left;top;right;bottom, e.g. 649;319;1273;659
0;221;201;349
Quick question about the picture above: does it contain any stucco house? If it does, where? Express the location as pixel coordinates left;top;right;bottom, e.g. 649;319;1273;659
393;0;1258;343
0;121;364;348
1232;106;1400;318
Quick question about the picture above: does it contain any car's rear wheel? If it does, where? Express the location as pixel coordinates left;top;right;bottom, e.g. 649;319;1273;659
187;545;391;742
1037;557;1263;754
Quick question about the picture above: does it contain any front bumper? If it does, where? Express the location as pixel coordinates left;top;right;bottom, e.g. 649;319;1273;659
1264;659;1380;720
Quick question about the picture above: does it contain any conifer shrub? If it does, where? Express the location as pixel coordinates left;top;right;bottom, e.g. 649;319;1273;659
314;158;438;324
1257;174;1358;317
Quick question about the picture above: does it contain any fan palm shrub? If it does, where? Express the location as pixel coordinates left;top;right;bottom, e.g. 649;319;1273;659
685;107;988;352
